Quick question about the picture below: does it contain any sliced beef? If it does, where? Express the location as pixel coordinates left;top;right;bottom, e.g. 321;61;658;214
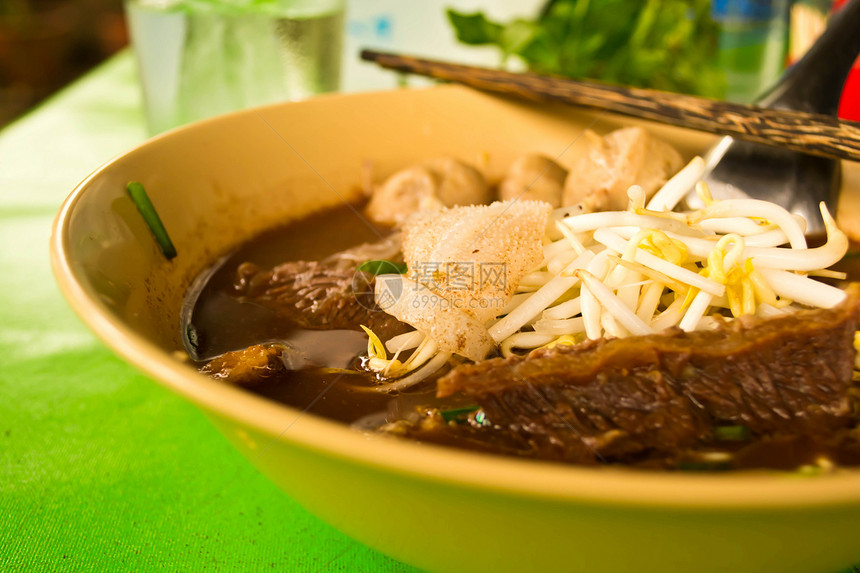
202;343;286;387
233;260;409;340
436;286;860;464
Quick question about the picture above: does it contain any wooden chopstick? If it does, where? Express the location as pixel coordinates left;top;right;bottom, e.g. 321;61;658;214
361;49;860;164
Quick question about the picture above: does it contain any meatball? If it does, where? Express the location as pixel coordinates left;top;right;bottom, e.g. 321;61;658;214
425;157;492;207
498;154;568;207
366;158;490;226
562;127;683;212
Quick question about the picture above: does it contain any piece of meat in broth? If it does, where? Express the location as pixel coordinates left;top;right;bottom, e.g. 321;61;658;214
366;158;491;226
563;127;683;211
202;344;286;387
437;286;860;464
233;260;409;340
498;154;568;207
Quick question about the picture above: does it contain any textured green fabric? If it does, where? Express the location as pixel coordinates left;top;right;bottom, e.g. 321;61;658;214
0;53;416;572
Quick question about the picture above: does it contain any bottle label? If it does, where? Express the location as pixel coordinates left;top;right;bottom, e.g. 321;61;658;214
711;0;779;21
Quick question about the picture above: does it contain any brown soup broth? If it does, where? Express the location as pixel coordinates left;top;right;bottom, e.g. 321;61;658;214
185;205;462;426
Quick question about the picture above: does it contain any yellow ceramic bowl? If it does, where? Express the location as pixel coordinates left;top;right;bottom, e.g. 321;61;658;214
51;86;860;573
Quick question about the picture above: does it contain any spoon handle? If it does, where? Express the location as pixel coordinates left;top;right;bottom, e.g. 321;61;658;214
761;0;860;113
360;49;860;164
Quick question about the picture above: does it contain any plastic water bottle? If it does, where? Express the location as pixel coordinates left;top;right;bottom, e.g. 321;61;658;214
711;0;790;103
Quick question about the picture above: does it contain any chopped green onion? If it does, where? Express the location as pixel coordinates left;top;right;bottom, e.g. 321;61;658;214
357;259;407;275
126;182;177;259
713;425;751;442
440;405;479;423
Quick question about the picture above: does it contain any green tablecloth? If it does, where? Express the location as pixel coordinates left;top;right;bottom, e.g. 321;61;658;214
0;53;416;572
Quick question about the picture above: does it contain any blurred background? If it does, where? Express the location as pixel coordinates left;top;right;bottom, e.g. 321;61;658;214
0;0;855;129
0;0;126;126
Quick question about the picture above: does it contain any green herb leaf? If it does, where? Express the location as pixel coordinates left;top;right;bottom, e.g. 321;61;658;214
357;259;407;275
440;405;480;423
126;181;177;260
499;19;539;57
446;9;503;45
448;0;724;98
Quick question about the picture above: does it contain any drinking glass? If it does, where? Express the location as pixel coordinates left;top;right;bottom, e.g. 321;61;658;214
125;0;344;134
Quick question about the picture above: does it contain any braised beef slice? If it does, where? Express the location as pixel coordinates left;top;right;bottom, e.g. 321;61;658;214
202;343;287;387
232;260;408;340
436;286;860;464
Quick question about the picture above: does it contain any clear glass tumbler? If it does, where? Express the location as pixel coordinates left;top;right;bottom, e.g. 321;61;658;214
125;0;344;134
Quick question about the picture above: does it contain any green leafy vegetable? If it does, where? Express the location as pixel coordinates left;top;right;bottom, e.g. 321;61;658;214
357;260;407;275
446;11;503;45
126;181;177;260
447;0;725;98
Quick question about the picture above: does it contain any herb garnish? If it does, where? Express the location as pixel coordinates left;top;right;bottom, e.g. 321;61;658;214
440;405;480;423
447;0;724;98
126;181;177;260
357;260;407;275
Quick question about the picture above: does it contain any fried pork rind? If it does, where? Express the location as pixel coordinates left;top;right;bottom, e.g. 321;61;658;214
400;200;551;323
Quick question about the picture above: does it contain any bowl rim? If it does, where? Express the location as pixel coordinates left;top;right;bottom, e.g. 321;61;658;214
50;86;860;511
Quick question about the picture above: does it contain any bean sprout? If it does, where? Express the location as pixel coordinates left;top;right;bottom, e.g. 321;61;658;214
647;156;706;212
543;297;583;320
500;332;556;358
361;155;850;391
757;268;846;308
490;250;594;342
385;330;425;354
